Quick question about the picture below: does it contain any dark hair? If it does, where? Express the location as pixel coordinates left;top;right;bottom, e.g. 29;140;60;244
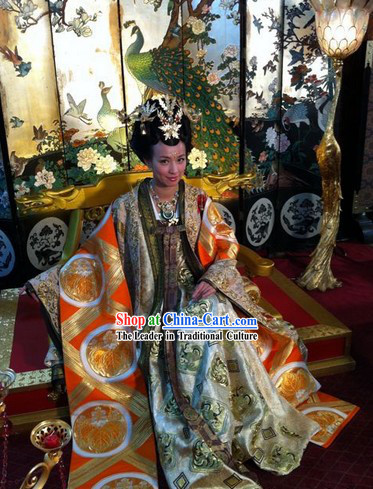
129;98;193;163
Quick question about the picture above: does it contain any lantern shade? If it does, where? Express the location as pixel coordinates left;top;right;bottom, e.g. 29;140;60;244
314;4;370;58
310;0;373;13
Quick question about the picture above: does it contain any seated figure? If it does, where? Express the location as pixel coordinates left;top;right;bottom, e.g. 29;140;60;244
28;97;322;489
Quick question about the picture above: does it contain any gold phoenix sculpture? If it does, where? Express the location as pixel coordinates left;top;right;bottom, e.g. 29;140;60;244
297;0;373;291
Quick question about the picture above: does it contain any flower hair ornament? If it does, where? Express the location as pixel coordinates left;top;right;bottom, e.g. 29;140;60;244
157;96;183;140
128;95;201;140
130;100;157;135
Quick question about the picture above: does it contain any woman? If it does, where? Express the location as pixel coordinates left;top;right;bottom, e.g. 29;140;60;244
29;97;320;489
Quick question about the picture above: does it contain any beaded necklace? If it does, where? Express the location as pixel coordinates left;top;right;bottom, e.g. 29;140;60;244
149;180;179;225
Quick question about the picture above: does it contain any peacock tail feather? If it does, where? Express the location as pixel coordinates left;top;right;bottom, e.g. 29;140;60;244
151;46;241;174
126;51;168;94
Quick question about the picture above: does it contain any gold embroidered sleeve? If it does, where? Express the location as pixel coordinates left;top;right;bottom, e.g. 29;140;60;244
201;260;263;317
28;264;62;333
112;194;128;262
199;198;261;308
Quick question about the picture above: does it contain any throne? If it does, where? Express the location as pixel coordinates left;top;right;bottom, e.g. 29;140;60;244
4;171;355;430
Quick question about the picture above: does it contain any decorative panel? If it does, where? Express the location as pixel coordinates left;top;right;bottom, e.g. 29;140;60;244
181;0;240;176
0;221;18;287
0;140;21;288
243;0;283;249
0;0;342;288
120;0;182;170
0;0;66;196
243;0;329;251
354;41;373;214
0;141;11;220
120;0;240;176
50;0;129;184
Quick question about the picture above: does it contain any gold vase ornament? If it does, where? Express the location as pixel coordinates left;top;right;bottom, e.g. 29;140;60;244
19;419;71;489
297;0;373;291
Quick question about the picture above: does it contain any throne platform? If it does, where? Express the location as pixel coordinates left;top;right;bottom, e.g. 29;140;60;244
2;266;354;430
3;172;357;428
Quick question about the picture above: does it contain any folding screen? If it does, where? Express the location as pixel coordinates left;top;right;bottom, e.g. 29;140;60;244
0;0;330;287
354;40;373;230
0;141;18;285
244;0;329;250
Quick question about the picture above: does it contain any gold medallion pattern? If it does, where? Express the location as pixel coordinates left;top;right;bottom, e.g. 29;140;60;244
61;257;103;303
99;477;154;489
74;405;128;454
86;330;134;378
275;367;317;406
306;410;344;445
241;276;261;303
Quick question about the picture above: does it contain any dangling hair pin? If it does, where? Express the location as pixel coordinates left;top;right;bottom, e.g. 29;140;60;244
131;100;157;135
179;100;202;124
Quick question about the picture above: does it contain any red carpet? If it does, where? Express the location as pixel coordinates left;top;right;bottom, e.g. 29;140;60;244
272;242;373;366
4;365;372;489
3;242;373;488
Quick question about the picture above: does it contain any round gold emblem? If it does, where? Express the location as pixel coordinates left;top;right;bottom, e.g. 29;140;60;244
73;404;128;455
61;256;103;303
275;366;316;406
306;410;344;445
99;478;154;489
86;330;134;378
184;406;199;421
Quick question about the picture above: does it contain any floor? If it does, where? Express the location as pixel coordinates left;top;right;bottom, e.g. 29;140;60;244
3;242;373;489
2;363;372;489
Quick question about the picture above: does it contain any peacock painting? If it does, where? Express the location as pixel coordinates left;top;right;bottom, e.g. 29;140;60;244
123;0;244;175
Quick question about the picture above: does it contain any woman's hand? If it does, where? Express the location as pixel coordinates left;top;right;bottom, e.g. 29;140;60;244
192;281;215;301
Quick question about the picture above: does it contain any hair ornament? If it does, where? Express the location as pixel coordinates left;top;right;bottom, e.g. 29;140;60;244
156;95;183;140
131;100;157;135
179;100;202;124
127;95;200;139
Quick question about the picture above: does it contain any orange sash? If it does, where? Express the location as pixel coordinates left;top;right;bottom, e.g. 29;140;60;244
60;210;157;489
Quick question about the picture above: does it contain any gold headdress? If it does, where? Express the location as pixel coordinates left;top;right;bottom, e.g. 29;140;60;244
157;96;183;140
130;100;157;135
127;95;201;139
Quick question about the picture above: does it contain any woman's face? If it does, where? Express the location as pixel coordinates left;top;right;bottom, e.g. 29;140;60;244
146;141;187;188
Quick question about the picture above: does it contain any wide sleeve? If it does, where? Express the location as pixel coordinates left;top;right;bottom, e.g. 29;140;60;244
27;263;62;345
26;199;127;349
196;197;262;307
197;197;307;358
